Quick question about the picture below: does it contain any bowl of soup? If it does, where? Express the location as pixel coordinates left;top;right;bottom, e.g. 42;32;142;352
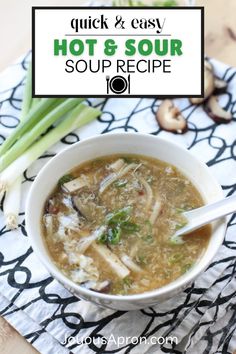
26;133;226;310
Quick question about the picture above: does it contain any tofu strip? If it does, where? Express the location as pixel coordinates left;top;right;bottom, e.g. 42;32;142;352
91;243;130;279
109;159;125;172
63;177;87;193
121;254;143;273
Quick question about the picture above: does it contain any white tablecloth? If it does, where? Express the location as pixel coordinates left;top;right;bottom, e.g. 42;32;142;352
0;52;235;354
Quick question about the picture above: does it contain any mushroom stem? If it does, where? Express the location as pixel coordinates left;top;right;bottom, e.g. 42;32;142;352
156;100;188;134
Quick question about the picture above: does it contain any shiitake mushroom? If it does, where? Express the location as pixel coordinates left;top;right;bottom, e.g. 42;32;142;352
156;100;188;134
204;96;232;124
156;60;231;134
190;61;215;104
214;77;228;95
81;280;111;293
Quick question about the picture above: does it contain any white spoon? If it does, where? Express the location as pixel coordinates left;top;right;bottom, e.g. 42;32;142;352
172;195;236;241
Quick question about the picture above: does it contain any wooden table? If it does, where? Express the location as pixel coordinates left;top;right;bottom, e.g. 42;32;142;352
0;1;235;353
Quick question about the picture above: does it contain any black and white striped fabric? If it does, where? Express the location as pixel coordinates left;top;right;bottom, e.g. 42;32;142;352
0;52;235;354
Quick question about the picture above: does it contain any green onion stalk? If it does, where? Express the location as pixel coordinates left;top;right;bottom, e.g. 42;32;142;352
0;97;61;157
0;98;83;172
0;103;101;196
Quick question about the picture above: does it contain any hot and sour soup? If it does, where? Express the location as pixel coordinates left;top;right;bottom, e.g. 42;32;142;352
42;155;211;295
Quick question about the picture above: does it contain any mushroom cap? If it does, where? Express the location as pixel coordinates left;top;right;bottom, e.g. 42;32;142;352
204;59;213;72
205;96;232;124
156;99;188;134
214;77;228;95
190;61;215;105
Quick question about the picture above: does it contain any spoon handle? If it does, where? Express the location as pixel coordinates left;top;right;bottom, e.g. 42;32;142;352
176;195;236;236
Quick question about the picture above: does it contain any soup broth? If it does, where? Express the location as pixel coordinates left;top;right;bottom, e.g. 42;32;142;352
42;155;211;295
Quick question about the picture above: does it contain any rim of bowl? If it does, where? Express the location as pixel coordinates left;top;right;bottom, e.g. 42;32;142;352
26;133;227;302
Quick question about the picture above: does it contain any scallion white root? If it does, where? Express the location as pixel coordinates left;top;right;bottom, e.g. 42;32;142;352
0;104;101;194
3;62;32;229
3;177;22;229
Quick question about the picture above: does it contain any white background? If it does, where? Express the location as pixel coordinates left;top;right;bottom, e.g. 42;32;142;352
34;8;202;96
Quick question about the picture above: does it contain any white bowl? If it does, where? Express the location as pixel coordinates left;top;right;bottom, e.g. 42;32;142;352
26;133;226;310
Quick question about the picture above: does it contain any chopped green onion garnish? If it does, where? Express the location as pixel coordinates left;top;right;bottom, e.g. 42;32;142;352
99;227;121;245
182;263;193;273
120;221;140;233
143;234;154;244
106;206;132;225
114;179;128;188
169;253;183;264
175;208;186;213
175;220;188;230
58;174;74;186
123;277;132;287
136;254;147;265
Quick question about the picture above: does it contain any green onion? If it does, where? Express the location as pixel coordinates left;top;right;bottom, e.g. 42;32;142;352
106;206;132;224
143;234;154;244
99;227;121;245
3;176;22;229
120;221;140;233
31;98;41;109
122;156;138;164
170;235;184;245
100;206;139;245
168;253;183;264
3;63;33;229
108;227;121;244
58;174;74;186
0;98;83;172
123;277;132;287
136;254;147;265
0;98;62;156
113;179;128;188
98;233;107;244
182;263;193;273
175;207;186;213
20;62;32;118
0;103;101;195
175;220;188;230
